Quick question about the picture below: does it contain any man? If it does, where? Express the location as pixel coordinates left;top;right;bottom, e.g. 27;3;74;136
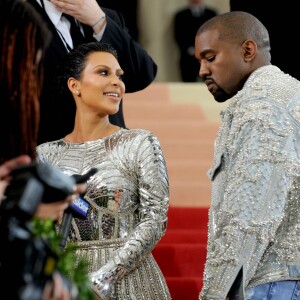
28;0;157;144
194;11;300;299
174;0;217;82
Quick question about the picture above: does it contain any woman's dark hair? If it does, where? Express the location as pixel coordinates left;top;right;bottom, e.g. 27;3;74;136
57;42;119;95
0;0;51;163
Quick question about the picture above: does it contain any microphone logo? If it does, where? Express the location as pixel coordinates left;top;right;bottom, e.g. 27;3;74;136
70;197;89;218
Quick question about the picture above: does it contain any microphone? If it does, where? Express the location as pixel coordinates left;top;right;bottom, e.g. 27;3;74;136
59;196;90;249
59;168;98;249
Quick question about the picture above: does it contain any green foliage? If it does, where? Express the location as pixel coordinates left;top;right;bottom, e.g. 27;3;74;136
31;218;95;300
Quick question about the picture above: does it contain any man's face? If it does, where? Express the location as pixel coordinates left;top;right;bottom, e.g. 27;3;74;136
194;29;248;102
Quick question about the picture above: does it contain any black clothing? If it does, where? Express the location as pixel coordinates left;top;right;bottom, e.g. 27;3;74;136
174;7;217;82
62;13;85;47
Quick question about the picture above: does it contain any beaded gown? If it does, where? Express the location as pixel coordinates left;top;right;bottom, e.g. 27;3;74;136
36;128;171;300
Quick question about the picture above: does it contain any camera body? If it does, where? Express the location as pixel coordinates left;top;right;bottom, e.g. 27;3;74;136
0;162;77;300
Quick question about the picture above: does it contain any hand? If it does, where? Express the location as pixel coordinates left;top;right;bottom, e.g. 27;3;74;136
42;272;72;300
0;155;31;202
50;0;105;28
35;183;87;221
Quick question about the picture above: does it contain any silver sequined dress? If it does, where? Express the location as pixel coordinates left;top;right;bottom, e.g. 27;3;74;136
200;65;300;299
36;128;171;300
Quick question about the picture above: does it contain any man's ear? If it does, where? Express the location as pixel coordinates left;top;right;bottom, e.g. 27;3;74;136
242;39;257;62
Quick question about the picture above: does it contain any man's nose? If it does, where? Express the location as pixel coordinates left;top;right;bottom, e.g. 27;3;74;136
199;61;209;78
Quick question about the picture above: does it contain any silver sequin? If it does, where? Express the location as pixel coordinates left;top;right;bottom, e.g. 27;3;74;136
36;128;171;300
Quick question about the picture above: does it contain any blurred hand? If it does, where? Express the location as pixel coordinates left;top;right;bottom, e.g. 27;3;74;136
0;155;32;202
43;272;71;300
0;155;87;222
50;0;105;27
35;183;87;221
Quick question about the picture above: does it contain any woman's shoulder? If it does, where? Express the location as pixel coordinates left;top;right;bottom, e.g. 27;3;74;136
36;139;66;153
120;128;157;139
116;129;162;151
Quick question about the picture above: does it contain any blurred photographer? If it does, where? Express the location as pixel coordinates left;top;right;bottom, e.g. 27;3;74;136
0;0;87;299
0;155;85;222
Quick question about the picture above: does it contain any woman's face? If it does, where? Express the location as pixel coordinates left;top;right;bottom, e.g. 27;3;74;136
74;51;125;117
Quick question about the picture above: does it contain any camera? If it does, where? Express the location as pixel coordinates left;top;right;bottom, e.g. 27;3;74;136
0;162;78;300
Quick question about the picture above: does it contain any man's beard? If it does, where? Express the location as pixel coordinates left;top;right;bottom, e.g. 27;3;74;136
212;88;231;103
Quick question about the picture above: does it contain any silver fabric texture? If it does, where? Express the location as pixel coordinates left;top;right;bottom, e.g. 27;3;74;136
36;128;171;300
200;65;300;300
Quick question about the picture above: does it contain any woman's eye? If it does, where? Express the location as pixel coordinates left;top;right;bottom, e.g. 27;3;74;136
99;69;108;75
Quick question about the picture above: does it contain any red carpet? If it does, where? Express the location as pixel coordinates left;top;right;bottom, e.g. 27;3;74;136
153;206;209;300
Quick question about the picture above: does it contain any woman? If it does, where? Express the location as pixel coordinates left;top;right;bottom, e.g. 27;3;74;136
0;1;86;299
36;42;171;300
0;0;49;164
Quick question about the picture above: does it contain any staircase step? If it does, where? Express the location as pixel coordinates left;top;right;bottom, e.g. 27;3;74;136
169;183;211;207
159;140;214;161
125;102;206;120
127;120;219;142
160;229;207;244
167;160;212;182
153;243;207;277
167;207;209;229
166;277;202;300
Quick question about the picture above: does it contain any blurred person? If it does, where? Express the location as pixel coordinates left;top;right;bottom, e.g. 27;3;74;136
0;155;79;221
27;0;157;144
0;0;85;214
0;0;87;299
36;42;171;300
174;0;217;82
194;11;300;299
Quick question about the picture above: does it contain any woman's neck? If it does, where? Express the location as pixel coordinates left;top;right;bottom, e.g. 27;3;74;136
64;121;120;143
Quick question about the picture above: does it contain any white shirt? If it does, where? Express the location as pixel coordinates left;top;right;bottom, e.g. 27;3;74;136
37;0;73;49
189;4;204;17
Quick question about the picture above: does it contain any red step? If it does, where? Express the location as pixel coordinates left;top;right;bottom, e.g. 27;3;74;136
166;277;202;300
153;243;207;277
160;229;207;244
167;207;209;229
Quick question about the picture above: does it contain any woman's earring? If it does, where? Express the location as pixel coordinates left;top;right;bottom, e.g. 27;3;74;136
76;90;80;95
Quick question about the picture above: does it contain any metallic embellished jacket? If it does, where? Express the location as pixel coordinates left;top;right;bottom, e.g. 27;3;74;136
199;65;300;300
36;129;171;300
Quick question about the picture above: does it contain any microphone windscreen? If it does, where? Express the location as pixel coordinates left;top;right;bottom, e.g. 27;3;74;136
69;196;90;219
